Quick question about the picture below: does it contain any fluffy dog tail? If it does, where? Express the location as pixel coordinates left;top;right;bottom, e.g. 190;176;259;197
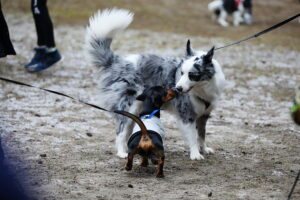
86;8;134;67
208;0;223;11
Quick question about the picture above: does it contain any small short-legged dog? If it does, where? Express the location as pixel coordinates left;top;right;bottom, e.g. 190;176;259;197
115;86;176;178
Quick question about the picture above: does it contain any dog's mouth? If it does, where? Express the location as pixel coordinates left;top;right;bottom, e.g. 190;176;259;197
186;86;194;93
162;89;178;102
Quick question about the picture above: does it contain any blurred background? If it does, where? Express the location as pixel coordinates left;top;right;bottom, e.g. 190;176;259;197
2;0;300;50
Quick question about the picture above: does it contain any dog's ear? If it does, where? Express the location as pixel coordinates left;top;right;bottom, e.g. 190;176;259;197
186;39;195;57
136;93;146;101
203;46;215;63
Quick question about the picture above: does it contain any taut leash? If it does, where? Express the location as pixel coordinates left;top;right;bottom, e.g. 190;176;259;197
215;13;300;51
0;77;110;113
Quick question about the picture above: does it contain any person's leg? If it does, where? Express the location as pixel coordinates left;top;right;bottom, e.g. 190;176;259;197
0;2;16;58
26;0;61;72
32;0;55;48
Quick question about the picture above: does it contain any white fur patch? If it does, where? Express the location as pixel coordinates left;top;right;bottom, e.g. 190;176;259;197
132;116;165;139
208;0;223;11
86;8;134;40
125;54;140;67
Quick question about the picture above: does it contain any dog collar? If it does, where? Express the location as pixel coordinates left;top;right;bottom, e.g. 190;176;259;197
141;109;160;119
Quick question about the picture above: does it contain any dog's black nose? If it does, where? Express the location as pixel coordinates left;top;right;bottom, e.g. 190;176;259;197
175;86;183;92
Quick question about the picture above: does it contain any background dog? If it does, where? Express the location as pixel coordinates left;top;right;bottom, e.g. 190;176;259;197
86;8;225;160
115;86;176;178
208;0;253;26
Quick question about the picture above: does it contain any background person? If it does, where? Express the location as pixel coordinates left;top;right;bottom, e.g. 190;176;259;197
0;1;16;58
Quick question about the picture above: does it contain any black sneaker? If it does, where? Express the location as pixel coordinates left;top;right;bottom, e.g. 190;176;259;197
26;50;62;73
25;47;46;68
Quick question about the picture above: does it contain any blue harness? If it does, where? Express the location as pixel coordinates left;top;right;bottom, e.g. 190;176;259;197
141;109;160;119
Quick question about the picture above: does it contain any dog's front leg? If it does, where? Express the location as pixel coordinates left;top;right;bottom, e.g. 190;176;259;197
233;11;243;26
178;120;204;160
196;115;214;154
218;10;229;27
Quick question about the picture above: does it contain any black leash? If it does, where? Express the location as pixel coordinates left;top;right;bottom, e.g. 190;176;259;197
287;170;300;200
0;77;110;113
215;13;300;51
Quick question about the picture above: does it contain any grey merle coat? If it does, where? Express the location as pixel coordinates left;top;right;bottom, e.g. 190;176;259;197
86;8;225;160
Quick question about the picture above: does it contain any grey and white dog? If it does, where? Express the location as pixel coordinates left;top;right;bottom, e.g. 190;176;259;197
86;8;226;160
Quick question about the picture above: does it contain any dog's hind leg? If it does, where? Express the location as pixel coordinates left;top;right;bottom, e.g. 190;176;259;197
140;157;149;167
178;120;204;160
197;115;214;154
116;100;142;158
153;151;165;178
125;151;136;171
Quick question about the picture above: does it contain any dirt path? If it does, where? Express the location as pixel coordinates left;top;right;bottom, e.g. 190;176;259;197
0;13;300;200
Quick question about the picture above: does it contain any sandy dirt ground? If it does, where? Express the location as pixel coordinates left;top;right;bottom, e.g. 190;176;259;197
1;3;300;200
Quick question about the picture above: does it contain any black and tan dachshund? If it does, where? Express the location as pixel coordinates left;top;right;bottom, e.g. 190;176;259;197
115;86;176;177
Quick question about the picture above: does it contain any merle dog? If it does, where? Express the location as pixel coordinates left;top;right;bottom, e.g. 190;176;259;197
86;8;226;160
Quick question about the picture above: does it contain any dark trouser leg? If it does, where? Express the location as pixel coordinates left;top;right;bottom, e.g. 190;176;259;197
31;0;55;47
0;2;16;57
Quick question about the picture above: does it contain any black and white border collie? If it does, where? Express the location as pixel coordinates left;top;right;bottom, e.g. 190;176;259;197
208;0;253;26
86;9;226;160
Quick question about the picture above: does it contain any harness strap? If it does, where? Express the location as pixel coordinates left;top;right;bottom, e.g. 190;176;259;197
128;130;163;146
141;109;160;119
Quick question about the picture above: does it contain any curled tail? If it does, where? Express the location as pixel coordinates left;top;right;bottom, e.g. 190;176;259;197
208;0;223;11
86;8;134;67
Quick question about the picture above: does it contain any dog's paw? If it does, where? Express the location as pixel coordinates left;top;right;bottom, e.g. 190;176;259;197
218;20;229;27
190;151;205;160
156;173;165;178
125;165;132;171
203;147;215;154
117;152;128;158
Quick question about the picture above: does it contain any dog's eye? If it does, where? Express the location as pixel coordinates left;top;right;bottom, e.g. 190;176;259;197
181;71;183;75
194;57;199;61
188;72;201;81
